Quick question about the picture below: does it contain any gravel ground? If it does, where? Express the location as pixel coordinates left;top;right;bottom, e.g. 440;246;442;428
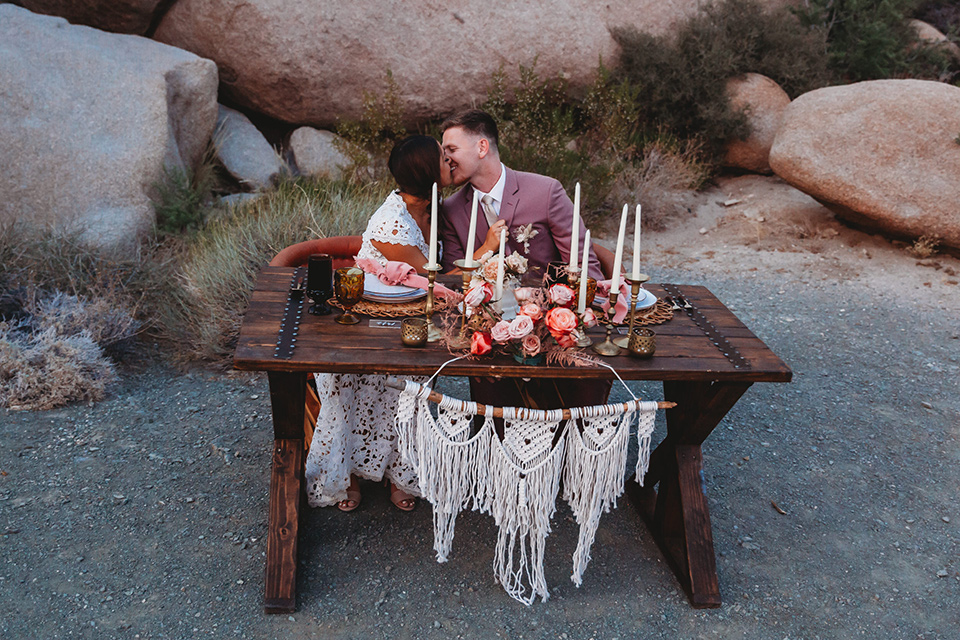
2;176;958;639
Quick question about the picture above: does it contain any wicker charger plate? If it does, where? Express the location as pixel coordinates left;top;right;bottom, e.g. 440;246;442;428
328;295;456;318
620;299;675;327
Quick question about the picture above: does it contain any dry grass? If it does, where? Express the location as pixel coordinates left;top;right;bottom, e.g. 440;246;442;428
607;139;710;231
157;177;389;362
908;234;940;258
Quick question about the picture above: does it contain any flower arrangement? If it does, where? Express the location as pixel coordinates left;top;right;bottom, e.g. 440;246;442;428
471;249;528;290
457;278;598;365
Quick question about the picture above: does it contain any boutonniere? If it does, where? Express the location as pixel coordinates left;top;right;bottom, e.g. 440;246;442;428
513;223;539;254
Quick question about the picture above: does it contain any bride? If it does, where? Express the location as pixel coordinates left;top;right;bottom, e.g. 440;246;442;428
304;135;454;512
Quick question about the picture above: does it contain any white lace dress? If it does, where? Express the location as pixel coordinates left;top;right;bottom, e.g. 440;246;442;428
305;191;434;507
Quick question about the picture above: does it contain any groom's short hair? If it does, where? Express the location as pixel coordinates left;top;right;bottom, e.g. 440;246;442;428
441;109;499;150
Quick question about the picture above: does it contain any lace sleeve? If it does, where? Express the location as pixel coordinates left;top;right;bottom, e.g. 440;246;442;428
365;197;423;247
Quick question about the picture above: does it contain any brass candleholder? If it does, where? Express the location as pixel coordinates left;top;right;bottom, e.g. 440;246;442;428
566;266;580;290
449;258;480;349
423;263;443;343
592;289;621;357
614;274;650;349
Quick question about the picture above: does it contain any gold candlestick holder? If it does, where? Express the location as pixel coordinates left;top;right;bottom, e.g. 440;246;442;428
614;274;650;348
423;263;443;343
592;289;621;357
449;258;480;349
566;266;580;289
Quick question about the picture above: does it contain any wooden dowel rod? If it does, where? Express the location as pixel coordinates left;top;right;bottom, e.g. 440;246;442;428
385;376;676;418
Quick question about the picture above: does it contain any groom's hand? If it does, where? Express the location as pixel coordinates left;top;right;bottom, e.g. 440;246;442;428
480;219;508;256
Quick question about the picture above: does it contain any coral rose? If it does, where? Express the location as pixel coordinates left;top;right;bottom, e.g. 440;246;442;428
490;320;512;343
547;284;575;307
508;314;534;340
470;331;493;356
521;333;541;356
464;282;493;307
519;303;543;322
482;258;500;282
545;307;578;335
555;331;577;349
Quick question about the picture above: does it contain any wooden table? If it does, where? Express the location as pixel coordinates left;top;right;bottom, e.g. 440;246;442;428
233;267;792;613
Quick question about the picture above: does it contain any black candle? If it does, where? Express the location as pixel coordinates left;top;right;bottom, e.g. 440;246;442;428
306;254;333;295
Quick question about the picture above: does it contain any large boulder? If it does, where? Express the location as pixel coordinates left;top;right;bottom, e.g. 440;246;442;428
722;73;791;174
909;19;960;61
0;5;218;252
769;79;960;252
289;128;351;180
152;0;794;127
215;105;284;190
17;0;164;35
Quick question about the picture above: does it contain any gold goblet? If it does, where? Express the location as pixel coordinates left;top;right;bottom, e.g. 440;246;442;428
333;266;364;325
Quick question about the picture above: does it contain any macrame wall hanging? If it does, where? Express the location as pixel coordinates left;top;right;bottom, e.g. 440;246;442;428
395;377;663;605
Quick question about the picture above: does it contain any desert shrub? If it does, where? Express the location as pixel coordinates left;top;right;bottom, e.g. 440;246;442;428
0;325;117;411
795;0;956;81
157;177;388;361
152;142;220;235
614;0;832;159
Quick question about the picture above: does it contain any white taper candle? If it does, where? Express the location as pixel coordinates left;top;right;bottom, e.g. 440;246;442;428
578;229;591;314
611;204;628;294
495;228;506;300
465;189;479;263
428;182;438;268
632;203;642;280
569;182;580;271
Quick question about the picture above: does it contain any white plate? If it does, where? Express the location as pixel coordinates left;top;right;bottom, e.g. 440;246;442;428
592;288;657;310
362;275;425;303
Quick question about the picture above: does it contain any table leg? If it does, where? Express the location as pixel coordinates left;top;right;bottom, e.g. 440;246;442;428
627;380;751;609
264;372;306;614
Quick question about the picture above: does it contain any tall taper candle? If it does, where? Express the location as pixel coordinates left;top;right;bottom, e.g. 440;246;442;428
632;203;642;280
495;228;506;300
611;204;628;294
428;182;438;268
569;182;580;271
465;189;479;263
578;229;591;314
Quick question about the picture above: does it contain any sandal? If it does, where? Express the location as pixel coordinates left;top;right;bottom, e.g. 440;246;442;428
337;476;362;512
387;481;417;512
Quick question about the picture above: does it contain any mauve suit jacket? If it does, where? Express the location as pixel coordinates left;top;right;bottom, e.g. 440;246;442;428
439;167;604;280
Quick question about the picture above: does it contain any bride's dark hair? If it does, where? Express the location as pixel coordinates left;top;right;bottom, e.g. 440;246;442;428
388;135;442;201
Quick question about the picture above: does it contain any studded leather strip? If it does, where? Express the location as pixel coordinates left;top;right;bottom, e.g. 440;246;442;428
661;283;750;370
274;267;307;360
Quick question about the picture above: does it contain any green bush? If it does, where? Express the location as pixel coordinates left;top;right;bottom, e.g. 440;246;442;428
614;0;832;160
795;0;955;82
334;70;408;181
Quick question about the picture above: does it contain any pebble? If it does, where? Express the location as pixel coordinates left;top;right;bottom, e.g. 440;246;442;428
699;227;708;235
936;569;948;578
942;517;950;523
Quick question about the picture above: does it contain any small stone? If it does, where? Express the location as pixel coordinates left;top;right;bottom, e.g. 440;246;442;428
936;569;948;578
921;401;934;410
288;616;295;622
699;227;708;235
943;516;951;523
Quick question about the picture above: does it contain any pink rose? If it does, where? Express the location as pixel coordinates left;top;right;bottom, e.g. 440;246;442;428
470;331;493;355
513;287;538;304
521;333;541;356
581;308;598;328
464;282;493;307
519;303;543;322
545;307;578;336
482;259;500;282
491;320;512;343
508;314;534;340
547;284;575;307
555;331;577;349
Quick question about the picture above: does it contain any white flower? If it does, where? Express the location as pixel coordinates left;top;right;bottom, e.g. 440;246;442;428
505;253;528;274
513;224;539;253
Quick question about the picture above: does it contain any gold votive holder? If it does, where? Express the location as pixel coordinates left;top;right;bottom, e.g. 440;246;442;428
401;318;428;348
628;327;656;358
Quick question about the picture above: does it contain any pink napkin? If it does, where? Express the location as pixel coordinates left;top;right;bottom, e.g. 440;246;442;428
595;279;631;324
355;258;462;302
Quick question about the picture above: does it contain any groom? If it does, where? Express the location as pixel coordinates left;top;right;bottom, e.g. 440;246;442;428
439;109;610;411
438;109;604;279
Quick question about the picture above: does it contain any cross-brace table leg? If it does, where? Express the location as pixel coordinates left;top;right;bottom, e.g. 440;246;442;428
264;372;307;614
627;380;752;608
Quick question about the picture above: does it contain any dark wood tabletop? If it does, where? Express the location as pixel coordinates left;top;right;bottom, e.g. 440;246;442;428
234;267;792;383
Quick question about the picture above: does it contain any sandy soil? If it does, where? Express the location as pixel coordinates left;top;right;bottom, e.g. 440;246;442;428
2;175;958;639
